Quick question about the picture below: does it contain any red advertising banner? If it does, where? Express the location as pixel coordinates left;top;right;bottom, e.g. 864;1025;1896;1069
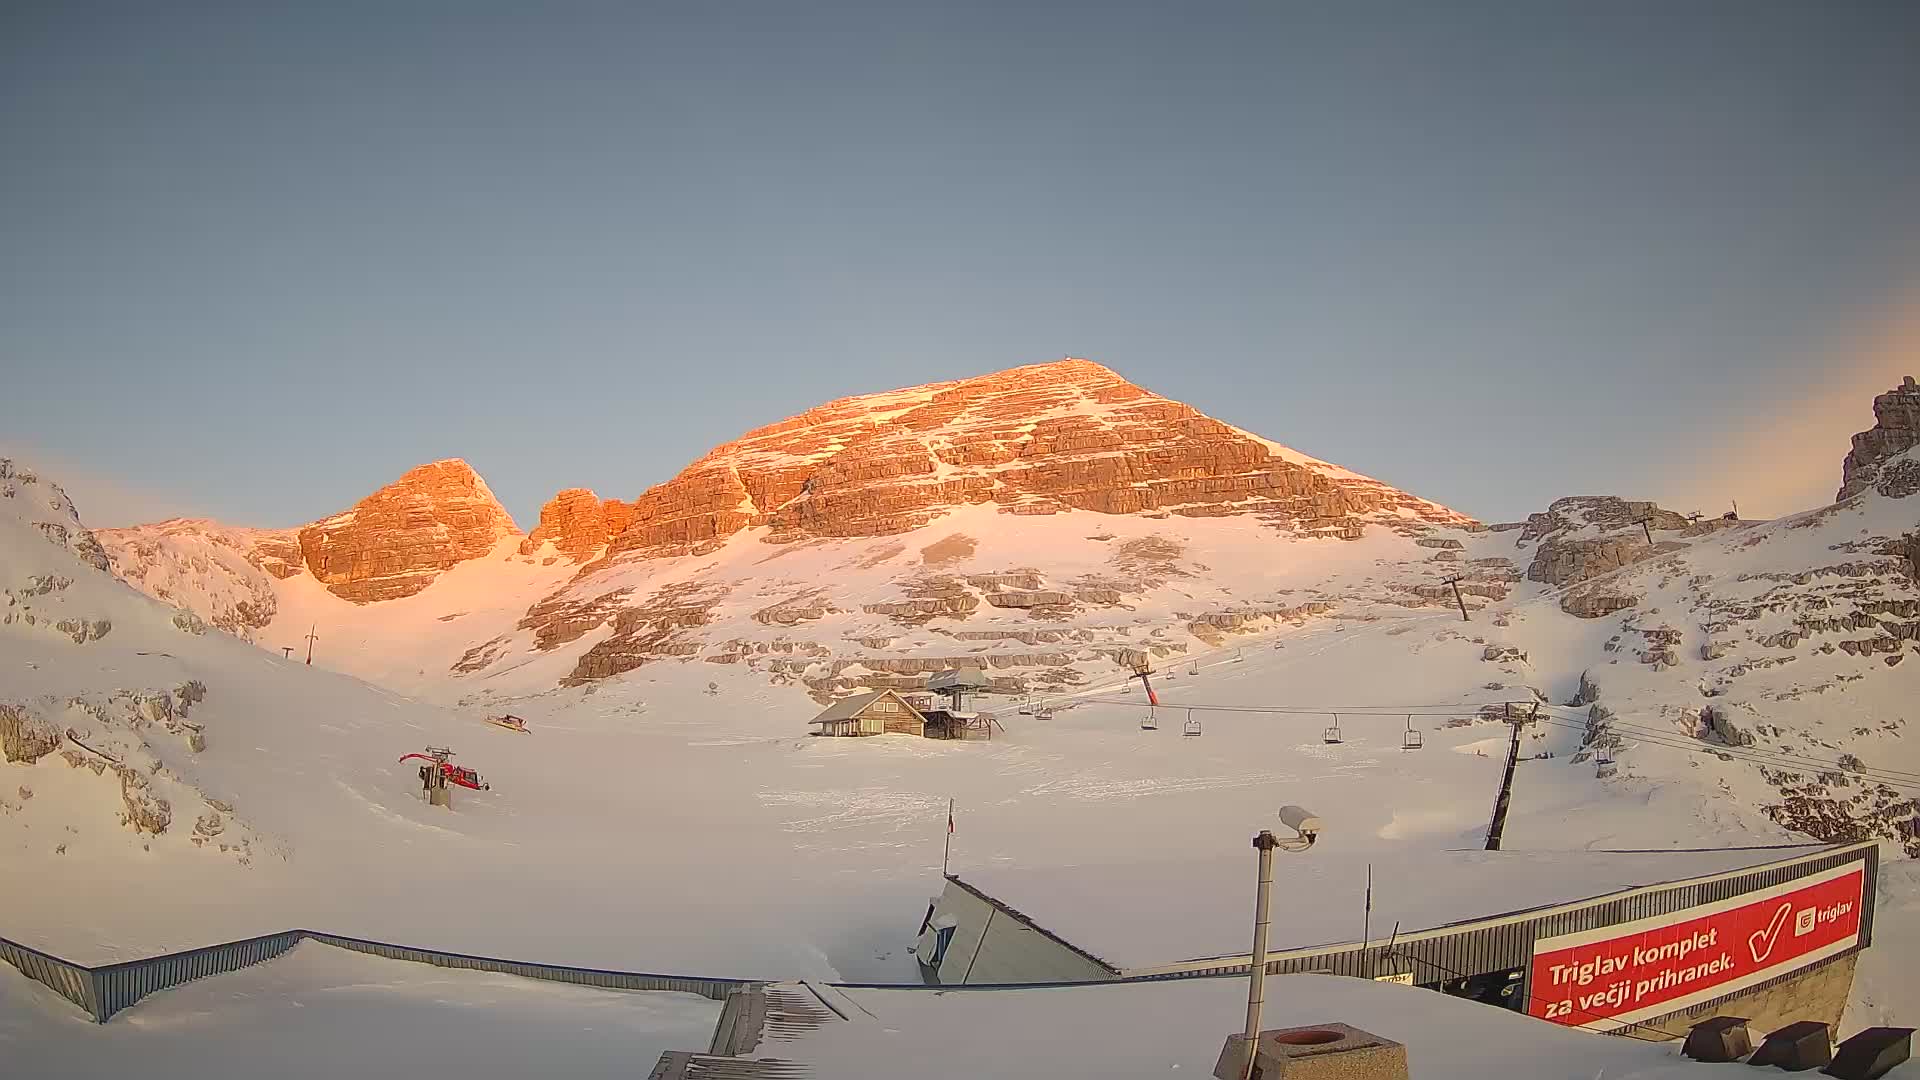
1529;863;1864;1030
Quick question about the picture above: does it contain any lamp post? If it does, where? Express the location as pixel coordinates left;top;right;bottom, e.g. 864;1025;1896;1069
1240;805;1321;1080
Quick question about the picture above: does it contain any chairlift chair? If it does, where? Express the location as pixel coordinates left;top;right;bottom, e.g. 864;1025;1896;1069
1183;711;1202;737
1188;659;1199;676
1140;708;1159;731
1035;706;1054;721
1322;714;1344;744
1595;746;1617;779
1017;696;1034;716
1233;648;1245;664
1401;715;1424;751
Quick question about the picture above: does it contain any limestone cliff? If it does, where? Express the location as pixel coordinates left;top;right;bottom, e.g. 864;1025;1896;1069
297;460;521;603
522;359;1471;562
1839;376;1920;501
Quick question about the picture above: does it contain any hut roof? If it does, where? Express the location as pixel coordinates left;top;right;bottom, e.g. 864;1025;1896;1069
808;690;917;725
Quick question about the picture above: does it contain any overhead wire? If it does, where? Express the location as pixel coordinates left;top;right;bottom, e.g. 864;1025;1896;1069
1060;688;1920;792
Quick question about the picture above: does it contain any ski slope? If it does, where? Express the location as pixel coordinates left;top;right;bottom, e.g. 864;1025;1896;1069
7;449;1920;1071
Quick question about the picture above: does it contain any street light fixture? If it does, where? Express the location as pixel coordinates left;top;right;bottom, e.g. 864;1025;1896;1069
1239;806;1322;1080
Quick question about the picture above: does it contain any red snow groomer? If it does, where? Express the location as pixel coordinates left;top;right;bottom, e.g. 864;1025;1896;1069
398;747;491;791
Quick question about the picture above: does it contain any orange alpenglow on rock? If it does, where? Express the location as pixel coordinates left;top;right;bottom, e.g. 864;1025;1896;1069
519;488;635;560
298;459;522;603
524;358;1473;562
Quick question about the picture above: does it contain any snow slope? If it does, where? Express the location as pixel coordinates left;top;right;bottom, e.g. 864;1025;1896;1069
9;430;1920;1069
736;974;1881;1080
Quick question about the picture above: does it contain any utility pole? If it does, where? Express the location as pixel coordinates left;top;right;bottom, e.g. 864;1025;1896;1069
303;623;319;666
1484;702;1537;851
1243;830;1278;1080
1441;576;1470;622
942;798;954;877
1632;517;1655;545
1234;810;1318;1080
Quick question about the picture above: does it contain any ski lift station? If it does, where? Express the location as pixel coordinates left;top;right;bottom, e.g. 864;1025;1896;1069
806;670;1001;741
913;841;1878;1037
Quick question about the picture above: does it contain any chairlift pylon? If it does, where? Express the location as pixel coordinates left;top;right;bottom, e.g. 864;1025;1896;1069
1401;715;1424;751
1183;709;1202;737
1322;713;1344;744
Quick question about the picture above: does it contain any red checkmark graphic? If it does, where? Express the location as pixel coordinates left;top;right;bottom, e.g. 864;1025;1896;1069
1748;902;1792;963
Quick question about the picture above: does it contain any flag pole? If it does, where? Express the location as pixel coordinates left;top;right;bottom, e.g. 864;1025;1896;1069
943;798;954;877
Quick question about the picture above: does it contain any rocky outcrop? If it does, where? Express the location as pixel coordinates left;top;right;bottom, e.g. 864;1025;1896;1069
1530;536;1669;587
97;520;303;636
1838;376;1920;501
520;488;636;561
1;459;111;573
583;359;1471;558
1517;497;1708;588
1;704;62;764
1519;496;1689;543
560;582;726;685
298;460;521;602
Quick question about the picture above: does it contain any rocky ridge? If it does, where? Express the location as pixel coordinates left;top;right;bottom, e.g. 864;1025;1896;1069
1839;375;1920;501
520;359;1474;564
102;459;523;610
1;459;111;574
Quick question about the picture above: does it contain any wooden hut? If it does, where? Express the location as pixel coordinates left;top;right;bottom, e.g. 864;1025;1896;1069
808;690;926;738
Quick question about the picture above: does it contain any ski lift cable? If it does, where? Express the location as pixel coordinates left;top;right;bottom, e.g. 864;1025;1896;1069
1529;715;1920;789
1524;715;1920;794
1024;606;1474;712
1528;704;1920;783
1075;691;1920;784
1070;690;1920;790
1525;705;1920;784
1524;712;1920;789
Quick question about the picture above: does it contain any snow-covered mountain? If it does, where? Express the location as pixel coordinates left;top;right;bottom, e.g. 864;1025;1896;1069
98;358;1477;698
1;455;518;951
5;368;1920;1031
92;365;1920;863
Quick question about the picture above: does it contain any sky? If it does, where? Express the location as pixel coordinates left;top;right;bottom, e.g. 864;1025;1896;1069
4;1;1919;529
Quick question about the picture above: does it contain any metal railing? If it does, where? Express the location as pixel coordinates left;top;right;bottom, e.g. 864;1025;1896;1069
1;927;754;1022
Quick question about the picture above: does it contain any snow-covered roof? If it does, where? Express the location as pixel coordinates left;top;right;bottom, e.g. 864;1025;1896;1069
808;690;913;724
725;974;1734;1080
951;844;1833;971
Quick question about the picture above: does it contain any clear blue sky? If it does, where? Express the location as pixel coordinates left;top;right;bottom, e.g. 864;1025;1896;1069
5;2;1919;528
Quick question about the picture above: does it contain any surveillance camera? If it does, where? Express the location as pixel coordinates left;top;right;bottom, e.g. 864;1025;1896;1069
1278;805;1323;838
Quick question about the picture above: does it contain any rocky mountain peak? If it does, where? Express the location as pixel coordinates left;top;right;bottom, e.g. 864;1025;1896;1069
1839;375;1920;501
0;457;111;573
296;458;521;603
560;358;1471;562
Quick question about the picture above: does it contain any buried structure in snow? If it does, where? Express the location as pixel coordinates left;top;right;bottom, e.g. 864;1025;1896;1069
913;842;1877;1039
